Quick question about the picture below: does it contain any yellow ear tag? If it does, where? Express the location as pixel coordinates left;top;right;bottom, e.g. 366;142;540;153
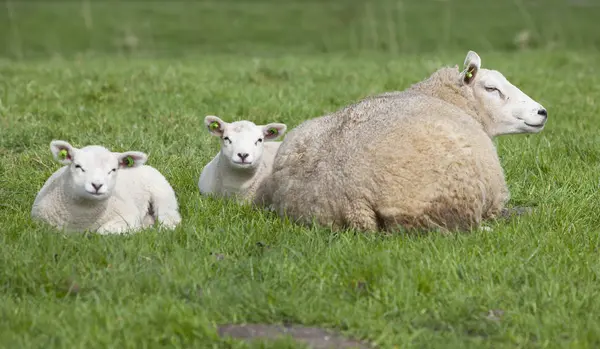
59;149;68;160
209;121;220;131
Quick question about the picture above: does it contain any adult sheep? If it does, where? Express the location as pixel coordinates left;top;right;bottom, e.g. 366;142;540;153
198;115;287;202
255;50;548;233
31;140;182;234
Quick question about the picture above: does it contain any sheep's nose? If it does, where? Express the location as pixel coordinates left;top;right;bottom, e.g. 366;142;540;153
237;153;249;161
92;183;103;191
538;108;548;119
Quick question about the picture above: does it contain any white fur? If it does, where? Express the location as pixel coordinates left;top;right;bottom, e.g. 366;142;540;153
198;115;287;201
31;140;182;234
459;51;547;136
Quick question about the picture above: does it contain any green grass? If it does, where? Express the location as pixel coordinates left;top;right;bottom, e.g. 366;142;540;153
2;50;600;349
2;1;600;348
2;0;600;59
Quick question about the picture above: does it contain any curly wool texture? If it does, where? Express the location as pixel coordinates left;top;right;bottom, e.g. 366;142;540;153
255;60;544;233
31;144;181;234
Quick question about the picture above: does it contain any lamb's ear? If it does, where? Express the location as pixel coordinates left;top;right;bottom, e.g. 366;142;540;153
204;115;228;137
459;50;481;85
115;151;147;169
50;140;76;165
262;123;287;141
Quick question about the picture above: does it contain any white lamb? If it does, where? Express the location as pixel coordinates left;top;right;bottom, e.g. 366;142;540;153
255;50;548;233
198;115;287;202
31;140;182;234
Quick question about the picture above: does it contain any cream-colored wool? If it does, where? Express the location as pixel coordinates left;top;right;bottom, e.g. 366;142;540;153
255;51;548;233
31;140;181;234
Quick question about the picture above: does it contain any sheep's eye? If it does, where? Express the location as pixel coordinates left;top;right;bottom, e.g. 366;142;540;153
223;136;232;144
485;86;505;99
109;168;117;174
255;138;263;145
75;164;85;172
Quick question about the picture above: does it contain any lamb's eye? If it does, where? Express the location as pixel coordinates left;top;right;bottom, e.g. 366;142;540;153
75;164;85;172
223;136;232;144
109;168;116;174
255;138;263;145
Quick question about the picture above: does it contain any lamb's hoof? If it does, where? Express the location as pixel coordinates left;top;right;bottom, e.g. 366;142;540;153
159;222;178;230
157;217;181;230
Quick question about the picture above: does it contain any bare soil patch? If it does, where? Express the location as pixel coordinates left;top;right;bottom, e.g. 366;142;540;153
217;323;371;348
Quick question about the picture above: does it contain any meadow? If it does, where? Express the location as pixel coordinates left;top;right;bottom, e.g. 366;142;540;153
1;1;600;348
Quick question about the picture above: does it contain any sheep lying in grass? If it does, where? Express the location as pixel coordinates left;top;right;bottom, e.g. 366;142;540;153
255;50;548;233
31;140;182;234
198;115;287;202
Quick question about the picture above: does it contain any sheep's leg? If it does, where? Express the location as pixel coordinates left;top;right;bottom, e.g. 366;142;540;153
482;181;510;221
344;201;378;232
374;182;485;234
97;220;133;235
150;190;182;230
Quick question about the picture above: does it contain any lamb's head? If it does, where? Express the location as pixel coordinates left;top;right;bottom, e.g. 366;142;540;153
50;140;147;201
459;50;548;136
204;115;287;170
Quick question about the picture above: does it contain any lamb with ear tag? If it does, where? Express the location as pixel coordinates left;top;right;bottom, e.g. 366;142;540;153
31;140;182;234
198;115;287;202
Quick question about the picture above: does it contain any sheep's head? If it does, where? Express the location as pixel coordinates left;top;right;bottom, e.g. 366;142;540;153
459;50;548;136
204;115;287;170
50;140;147;201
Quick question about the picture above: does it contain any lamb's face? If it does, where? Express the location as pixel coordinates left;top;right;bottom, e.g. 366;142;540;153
460;51;548;136
221;122;267;169
204;116;287;171
68;146;119;200
49;141;148;201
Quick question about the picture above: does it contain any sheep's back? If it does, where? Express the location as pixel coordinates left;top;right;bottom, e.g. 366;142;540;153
115;165;169;206
268;91;504;230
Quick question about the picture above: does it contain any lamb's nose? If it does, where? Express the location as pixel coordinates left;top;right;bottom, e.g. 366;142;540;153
538;108;548;119
237;153;249;161
92;183;103;191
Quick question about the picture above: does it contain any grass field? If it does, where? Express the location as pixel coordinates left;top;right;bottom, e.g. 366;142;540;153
1;1;600;348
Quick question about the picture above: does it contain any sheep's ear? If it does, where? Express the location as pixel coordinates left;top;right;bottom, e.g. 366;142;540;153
204;115;228;137
262;123;287;141
460;50;481;85
50;140;76;165
116;151;147;169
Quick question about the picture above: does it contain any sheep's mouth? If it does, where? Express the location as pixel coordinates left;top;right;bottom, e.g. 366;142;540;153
85;190;106;198
524;122;545;128
232;160;253;166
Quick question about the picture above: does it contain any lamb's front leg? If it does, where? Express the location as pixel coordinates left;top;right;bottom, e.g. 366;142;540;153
96;220;136;235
